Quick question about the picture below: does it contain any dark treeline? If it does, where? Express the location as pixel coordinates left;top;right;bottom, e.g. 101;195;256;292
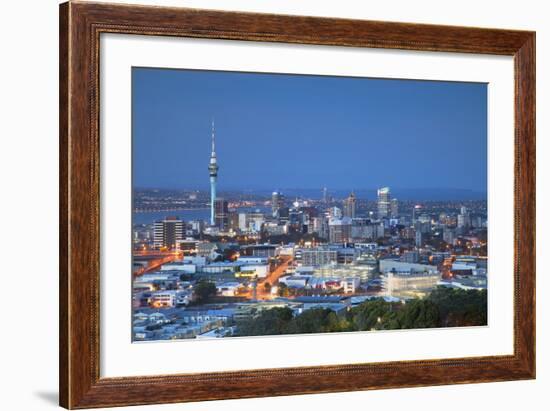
236;287;487;337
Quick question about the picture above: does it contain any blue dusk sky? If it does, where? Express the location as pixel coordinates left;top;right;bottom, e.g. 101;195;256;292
132;67;487;196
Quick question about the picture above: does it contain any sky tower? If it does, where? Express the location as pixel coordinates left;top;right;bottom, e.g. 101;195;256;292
208;120;219;226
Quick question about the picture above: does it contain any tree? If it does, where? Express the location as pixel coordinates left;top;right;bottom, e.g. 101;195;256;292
325;311;353;333
352;299;393;331
427;287;487;327
233;286;488;338
396;299;440;329
193;280;217;304
236;307;294;336
292;308;333;334
277;282;289;297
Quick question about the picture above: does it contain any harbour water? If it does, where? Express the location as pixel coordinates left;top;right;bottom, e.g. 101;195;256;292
133;207;271;225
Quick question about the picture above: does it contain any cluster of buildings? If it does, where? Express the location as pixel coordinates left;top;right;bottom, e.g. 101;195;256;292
141;186;486;256
132;233;487;340
131;122;488;340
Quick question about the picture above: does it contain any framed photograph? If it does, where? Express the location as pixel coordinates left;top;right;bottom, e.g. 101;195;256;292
59;1;535;408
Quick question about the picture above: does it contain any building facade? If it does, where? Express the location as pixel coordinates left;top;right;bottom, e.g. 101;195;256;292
153;217;184;249
271;191;285;217
377;186;391;219
214;198;229;230
329;217;352;243
343;192;357;218
390;198;399;218
301;249;338;266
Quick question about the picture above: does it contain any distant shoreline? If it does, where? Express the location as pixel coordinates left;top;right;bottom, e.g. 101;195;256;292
134;207;209;213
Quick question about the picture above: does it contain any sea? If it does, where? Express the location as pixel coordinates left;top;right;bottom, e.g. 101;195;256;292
133;206;271;225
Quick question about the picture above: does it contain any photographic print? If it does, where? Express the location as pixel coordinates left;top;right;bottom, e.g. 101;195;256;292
131;68;488;342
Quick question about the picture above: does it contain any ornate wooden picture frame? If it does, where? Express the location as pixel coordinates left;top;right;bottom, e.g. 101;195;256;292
59;1;535;408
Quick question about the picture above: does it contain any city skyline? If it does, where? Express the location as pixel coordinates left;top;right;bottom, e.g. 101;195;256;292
132;187;487;202
132;68;487;192
131;67;488;342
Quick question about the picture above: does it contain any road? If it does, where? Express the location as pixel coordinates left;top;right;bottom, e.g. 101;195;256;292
261;255;293;287
132;251;293;300
253;255;294;300
133;250;181;276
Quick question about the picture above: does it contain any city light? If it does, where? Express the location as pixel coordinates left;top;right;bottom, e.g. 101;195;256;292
131;112;488;341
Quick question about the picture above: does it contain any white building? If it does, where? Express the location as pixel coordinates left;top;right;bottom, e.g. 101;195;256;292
328;217;352;243
264;222;288;236
216;282;243;297
279;275;309;288
236;256;268;265
379;260;438;274
150;290;178;307
383;271;440;298
355;243;378;251
301;248;338;266
278;245;295;256
196;242;217;257
134;272;176;283
238;264;269;278
342;277;361;294
160;262;197;274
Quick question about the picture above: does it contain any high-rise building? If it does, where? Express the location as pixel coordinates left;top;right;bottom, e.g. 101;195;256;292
277;207;290;223
351;219;385;240
412;204;422;224
208;120;219;226
457;206;471;228
443;228;456;245
390;198;399;218
414;220;431;234
329;206;342;219
271;191;285;217
310;216;329;239
343;192;357;218
471;215;484;228
401;250;420;263
377;187;391;219
214;198;229;230
289;209;306;232
400;226;416;240
153;217;184;249
301;248;338;266
238;212;265;232
228;212;239;231
329;217;352;243
415;230;423;248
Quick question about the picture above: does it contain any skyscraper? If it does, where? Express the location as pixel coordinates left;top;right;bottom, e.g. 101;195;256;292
390;198;399;218
153;216;184;249
208;120;219;226
328;217;352;243
329;206;343;219
271;191;285;217
457;209;471;229
214;198;229;230
412;204;422;224
343;191;356;218
377;187;391;219
415;230;423;248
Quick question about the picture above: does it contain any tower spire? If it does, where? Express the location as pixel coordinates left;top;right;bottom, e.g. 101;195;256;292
211;118;216;156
